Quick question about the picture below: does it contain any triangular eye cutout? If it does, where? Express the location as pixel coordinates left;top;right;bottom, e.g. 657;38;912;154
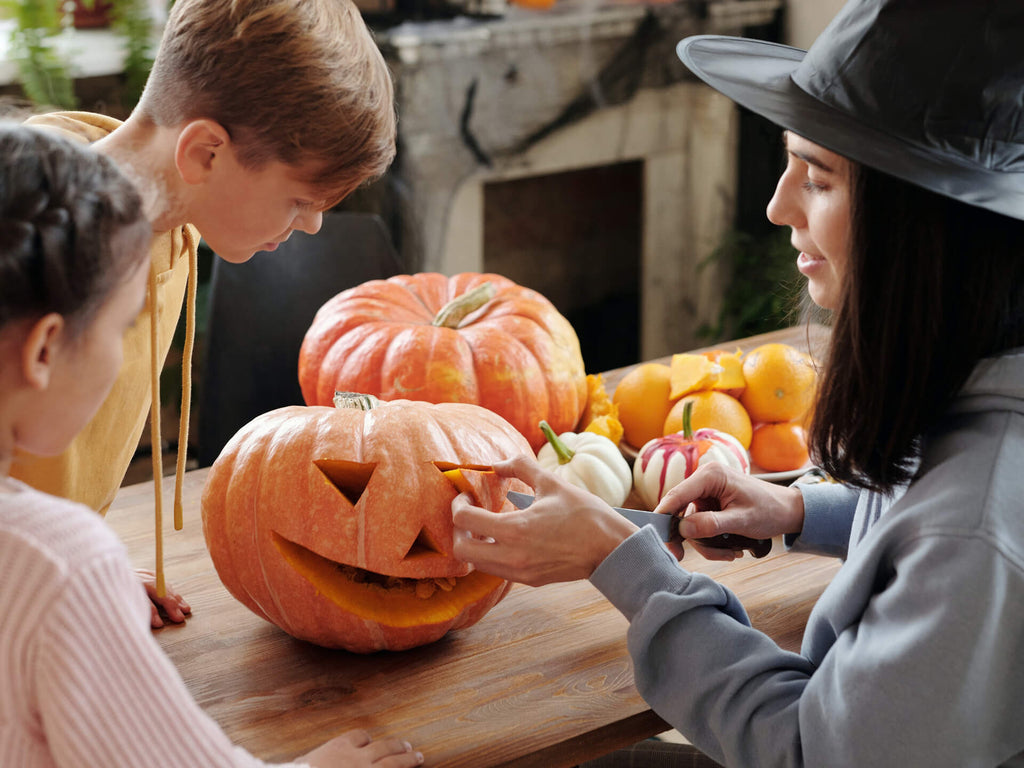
313;459;377;506
403;528;447;560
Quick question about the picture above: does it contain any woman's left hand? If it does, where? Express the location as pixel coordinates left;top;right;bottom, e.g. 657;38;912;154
135;568;192;628
451;454;638;587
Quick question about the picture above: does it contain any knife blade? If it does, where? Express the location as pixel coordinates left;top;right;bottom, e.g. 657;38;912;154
505;490;772;557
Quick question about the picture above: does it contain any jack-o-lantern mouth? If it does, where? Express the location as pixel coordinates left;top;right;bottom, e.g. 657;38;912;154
272;532;505;628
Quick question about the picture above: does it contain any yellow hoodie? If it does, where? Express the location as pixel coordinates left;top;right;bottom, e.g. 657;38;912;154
12;112;199;593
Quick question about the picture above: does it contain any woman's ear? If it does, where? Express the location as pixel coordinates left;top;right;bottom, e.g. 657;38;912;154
175;119;233;185
21;313;66;391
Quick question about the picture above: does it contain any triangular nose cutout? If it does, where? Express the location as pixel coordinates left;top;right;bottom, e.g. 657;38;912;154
403;528;446;560
313;459;376;506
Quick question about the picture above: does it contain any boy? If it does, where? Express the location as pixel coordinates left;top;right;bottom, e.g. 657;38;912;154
13;0;396;613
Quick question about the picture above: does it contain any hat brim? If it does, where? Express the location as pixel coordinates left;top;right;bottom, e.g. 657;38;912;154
677;35;1024;221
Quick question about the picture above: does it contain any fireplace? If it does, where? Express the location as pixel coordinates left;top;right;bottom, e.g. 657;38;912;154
366;0;784;366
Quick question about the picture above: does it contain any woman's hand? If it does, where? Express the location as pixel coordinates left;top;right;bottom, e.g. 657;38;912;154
655;463;805;561
300;729;423;767
135;568;191;628
452;455;638;587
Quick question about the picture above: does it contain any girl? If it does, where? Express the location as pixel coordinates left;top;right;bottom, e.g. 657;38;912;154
452;0;1024;765
0;124;421;768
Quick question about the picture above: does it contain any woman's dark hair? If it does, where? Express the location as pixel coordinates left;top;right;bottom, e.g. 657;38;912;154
0;124;151;338
811;164;1024;494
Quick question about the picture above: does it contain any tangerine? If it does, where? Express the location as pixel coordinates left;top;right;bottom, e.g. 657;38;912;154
612;363;674;449
749;421;810;472
662;390;752;449
740;343;817;422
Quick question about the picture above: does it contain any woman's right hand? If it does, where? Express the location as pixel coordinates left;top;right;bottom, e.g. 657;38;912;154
653;463;805;561
299;729;423;767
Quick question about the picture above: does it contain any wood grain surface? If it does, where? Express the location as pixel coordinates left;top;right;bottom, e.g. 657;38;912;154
108;324;838;767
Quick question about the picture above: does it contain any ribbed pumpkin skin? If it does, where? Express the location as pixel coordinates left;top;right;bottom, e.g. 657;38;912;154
201;399;532;652
297;272;587;451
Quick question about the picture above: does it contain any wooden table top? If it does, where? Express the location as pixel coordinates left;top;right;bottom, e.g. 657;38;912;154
108;323;839;768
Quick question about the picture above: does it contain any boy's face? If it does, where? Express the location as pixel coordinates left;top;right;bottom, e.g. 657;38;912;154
189;155;329;263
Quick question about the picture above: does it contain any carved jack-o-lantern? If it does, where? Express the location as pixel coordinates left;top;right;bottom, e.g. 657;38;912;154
201;394;532;652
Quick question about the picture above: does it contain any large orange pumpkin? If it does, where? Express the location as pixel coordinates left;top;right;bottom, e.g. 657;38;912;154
201;394;532;653
298;272;587;451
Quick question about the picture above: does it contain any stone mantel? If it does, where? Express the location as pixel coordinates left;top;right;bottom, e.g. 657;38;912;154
374;0;783;357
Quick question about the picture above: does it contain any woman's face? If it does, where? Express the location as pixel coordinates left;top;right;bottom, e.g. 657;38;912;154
766;132;853;311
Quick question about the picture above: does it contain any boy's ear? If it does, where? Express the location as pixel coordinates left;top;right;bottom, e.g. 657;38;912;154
22;313;66;391
175;119;233;184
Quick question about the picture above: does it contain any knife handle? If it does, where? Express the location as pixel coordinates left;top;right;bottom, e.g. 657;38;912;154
694;533;772;558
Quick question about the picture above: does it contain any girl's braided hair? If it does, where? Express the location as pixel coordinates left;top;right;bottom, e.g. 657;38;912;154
0;124;151;338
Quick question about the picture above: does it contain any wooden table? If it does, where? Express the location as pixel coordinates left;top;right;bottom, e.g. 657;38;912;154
108;324;838;768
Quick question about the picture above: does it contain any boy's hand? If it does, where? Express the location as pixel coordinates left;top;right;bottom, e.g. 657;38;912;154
135;568;192;628
300;729;424;767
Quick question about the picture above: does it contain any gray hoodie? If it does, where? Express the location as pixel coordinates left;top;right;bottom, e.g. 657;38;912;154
591;348;1024;767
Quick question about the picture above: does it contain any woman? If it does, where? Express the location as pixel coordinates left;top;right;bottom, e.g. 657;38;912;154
452;1;1024;765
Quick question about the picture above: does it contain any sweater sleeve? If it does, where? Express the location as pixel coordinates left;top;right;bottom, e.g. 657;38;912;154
34;551;309;768
590;527;814;766
784;481;860;558
591;524;1024;766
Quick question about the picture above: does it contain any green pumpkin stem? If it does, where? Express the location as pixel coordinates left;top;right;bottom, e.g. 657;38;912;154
432;281;495;328
333;391;382;411
539;420;575;465
681;399;694;439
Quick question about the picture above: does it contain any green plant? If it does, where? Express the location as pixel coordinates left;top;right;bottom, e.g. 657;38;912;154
698;228;804;342
109;0;153;101
2;0;155;110
1;0;75;107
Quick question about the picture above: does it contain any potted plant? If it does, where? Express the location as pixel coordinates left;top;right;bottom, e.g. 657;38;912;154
1;0;155;110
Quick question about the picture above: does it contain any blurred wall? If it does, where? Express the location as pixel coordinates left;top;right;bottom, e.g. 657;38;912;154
785;0;845;48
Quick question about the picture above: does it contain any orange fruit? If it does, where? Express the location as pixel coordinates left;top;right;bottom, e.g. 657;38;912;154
612;363;673;449
668;353;716;399
749;421;810;472
662;390;752;449
668;349;745;400
701;349;746;396
740;343;817;422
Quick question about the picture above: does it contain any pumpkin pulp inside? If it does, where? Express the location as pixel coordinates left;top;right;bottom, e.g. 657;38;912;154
272;460;504;627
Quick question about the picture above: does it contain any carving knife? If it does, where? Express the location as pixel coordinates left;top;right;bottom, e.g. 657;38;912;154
506;490;772;558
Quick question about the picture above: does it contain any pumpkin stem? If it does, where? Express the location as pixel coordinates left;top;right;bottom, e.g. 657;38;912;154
681;400;694;439
333;391;382;411
539;420;575;465
432;282;495;328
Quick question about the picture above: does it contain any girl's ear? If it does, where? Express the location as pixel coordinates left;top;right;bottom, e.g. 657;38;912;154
175;119;233;185
22;313;66;391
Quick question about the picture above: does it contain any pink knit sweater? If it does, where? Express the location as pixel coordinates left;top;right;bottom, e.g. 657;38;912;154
0;479;307;767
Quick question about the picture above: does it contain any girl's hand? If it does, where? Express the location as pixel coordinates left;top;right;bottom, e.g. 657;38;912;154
654;463;805;561
135;568;191;628
300;729;423;767
451;455;638;587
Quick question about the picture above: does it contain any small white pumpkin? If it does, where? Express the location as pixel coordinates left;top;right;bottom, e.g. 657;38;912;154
633;401;750;509
537;420;632;507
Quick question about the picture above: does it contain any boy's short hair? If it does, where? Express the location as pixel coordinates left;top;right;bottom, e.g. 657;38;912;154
139;0;396;204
